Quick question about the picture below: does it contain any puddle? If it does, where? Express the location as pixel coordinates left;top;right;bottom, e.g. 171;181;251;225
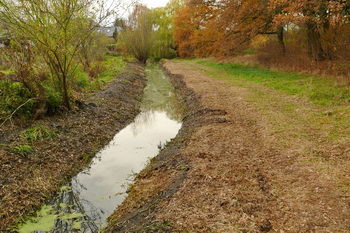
18;64;183;233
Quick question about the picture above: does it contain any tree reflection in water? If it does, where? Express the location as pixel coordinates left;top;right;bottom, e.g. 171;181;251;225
36;177;103;233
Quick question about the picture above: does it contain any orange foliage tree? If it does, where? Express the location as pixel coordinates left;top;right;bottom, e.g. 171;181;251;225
174;0;218;57
212;0;286;57
270;0;350;61
173;0;350;62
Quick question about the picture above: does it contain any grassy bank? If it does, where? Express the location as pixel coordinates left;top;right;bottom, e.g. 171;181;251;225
182;58;350;139
73;56;126;95
190;59;350;107
179;58;350;193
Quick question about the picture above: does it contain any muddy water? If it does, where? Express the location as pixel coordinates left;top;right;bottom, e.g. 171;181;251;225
19;64;183;233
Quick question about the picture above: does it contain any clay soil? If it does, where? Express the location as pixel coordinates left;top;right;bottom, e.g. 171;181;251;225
105;60;350;232
0;62;147;232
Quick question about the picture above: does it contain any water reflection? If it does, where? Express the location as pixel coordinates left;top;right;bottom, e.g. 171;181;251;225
47;179;102;233
20;64;183;233
142;63;183;122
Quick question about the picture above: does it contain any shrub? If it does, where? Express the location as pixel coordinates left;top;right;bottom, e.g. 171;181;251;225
0;80;34;118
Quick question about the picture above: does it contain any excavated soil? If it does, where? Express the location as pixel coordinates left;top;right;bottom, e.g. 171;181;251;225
105;60;350;232
0;62;147;232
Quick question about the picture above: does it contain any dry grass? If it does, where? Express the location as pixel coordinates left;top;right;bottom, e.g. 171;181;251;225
108;167;180;223
154;60;350;232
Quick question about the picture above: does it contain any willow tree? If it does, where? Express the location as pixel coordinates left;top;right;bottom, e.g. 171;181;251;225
151;0;185;59
0;0;118;110
118;4;155;64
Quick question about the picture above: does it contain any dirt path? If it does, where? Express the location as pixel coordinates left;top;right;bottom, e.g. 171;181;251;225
106;60;350;232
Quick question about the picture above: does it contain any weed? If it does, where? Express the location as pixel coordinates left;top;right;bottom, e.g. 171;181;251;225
141;220;173;232
76;72;90;88
0;80;34;118
157;140;169;150
14;144;33;157
23;125;55;142
81;153;91;162
0;70;14;75
177;162;190;171
85;56;126;91
42;81;62;109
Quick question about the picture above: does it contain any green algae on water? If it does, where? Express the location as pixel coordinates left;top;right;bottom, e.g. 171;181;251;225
18;205;58;233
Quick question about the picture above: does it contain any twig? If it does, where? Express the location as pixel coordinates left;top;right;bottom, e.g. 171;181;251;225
0;98;36;129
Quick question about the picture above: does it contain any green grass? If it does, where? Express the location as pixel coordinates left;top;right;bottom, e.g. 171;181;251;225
98;55;125;83
14;144;33;157
0;70;14;75
84;55;126;91
23;125;55;142
180;58;350;142
191;59;350;107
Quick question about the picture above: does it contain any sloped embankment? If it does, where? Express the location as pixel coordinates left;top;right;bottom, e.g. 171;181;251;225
0;62;147;232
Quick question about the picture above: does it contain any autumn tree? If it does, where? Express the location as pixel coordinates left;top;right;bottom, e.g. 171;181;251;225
174;0;218;57
174;0;286;57
173;0;350;64
173;3;196;57
269;0;350;61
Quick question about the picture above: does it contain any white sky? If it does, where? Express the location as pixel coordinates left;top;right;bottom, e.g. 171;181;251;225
139;0;170;8
110;0;170;22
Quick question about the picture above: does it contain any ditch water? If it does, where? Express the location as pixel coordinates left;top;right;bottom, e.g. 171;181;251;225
18;64;183;233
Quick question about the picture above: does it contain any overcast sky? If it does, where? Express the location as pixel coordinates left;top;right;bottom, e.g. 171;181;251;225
139;0;170;8
112;0;170;22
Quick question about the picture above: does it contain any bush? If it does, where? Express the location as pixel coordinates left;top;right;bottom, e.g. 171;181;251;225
0;80;34;118
42;81;63;110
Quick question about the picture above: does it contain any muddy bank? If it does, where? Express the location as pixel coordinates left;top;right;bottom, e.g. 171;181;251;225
0;62;147;232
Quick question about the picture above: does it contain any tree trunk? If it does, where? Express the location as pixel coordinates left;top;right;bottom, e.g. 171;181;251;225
306;21;325;61
277;25;286;55
62;75;71;110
